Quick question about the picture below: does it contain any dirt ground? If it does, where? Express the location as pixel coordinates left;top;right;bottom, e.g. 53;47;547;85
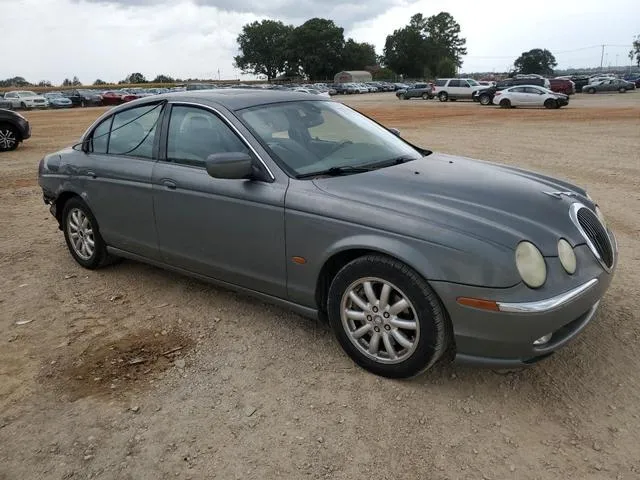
1;92;639;480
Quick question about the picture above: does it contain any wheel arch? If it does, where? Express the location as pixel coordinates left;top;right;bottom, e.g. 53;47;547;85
0;121;22;141
314;235;445;314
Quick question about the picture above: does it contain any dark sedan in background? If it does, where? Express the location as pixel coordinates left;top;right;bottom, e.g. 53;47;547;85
63;89;103;107
38;90;616;378
0;108;31;151
582;79;636;93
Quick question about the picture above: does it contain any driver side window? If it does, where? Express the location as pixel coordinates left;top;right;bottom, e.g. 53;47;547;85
166;106;248;168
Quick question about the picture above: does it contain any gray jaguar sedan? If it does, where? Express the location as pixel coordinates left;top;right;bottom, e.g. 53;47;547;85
38;90;617;378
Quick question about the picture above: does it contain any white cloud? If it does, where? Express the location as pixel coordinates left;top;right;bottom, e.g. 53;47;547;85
2;0;637;85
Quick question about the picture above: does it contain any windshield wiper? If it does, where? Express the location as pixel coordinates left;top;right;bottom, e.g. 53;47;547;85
296;165;376;179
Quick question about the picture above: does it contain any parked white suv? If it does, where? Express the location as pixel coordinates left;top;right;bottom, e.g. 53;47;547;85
3;91;49;109
433;78;494;102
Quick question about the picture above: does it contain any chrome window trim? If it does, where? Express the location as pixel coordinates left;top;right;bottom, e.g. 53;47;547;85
167;101;275;181
497;278;598;313
569;202;615;273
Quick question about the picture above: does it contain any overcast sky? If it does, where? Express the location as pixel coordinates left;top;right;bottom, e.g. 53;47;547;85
2;0;637;84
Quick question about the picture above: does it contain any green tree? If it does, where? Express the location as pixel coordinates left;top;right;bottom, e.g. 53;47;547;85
153;74;174;83
630;34;640;67
93;79;107;86
37;80;52;87
288;18;345;80
383;12;466;79
234;20;294;81
424;12;467;69
341;39;377;70
513;49;557;75
436;57;456;77
62;78;73;87
383;17;428;78
125;72;147;84
72;76;82;86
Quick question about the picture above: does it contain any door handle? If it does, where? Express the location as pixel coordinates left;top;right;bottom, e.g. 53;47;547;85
162;180;177;190
87;170;97;179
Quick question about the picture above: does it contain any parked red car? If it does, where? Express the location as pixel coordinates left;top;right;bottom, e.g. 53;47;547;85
549;78;575;95
100;91;138;105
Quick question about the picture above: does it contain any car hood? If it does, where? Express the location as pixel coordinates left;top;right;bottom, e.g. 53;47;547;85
312;153;590;255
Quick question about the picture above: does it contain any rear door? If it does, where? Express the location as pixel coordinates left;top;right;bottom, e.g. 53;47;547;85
80;102;163;259
447;79;461;97
508;87;527;105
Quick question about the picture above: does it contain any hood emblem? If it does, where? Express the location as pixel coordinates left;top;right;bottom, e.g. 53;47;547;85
543;191;577;199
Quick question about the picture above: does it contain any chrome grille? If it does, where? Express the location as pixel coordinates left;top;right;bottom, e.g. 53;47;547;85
570;203;614;270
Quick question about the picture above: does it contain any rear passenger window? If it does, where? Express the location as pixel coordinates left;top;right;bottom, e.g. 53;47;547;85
108;104;163;158
448;80;461;87
435;79;447;87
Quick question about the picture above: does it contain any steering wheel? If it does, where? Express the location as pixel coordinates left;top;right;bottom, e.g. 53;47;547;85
327;140;353;155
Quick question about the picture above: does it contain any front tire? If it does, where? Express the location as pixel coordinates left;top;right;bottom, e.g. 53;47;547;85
62;197;112;269
327;255;449;378
479;94;491;105
421;93;429;100
587;88;596;94
544;99;557;109
618;87;626;93
0;123;19;152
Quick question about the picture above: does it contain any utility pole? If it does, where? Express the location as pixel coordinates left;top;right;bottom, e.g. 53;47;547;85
599;44;605;70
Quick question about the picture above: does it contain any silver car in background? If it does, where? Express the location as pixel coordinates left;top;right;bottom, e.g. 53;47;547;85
38;90;617;378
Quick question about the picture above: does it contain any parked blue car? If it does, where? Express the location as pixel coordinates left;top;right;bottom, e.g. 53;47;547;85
44;92;73;109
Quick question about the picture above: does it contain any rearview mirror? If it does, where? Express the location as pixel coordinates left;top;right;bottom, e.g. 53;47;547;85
205;152;256;180
388;128;401;137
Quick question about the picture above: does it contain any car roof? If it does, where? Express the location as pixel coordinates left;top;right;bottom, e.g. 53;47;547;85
110;88;325;112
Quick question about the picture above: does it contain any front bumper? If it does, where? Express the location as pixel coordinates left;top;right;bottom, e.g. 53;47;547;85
430;244;616;367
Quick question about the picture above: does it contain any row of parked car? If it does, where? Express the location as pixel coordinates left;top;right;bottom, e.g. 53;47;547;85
390;73;637;109
0;87;183;110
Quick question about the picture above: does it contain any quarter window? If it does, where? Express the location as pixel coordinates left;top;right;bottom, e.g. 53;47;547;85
166;106;248;167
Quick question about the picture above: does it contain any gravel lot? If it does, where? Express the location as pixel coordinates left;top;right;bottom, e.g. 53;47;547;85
1;92;639;480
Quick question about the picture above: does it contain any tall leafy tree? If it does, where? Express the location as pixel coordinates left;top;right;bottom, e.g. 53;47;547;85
630;34;640;67
383;17;428;78
72;76;82;86
93;79;107;86
125;72;147;84
288;18;345;80
234;20;293;81
341;39;377;70
383;12;466;78
62;78;73;87
513;49;557;75
153;74;174;83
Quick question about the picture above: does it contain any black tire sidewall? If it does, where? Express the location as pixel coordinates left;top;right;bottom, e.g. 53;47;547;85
438;92;448;102
327;255;448;378
480;95;490;105
62;197;108;269
500;99;511;108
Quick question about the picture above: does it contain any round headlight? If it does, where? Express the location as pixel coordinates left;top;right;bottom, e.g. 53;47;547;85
595;205;607;228
557;239;576;274
515;241;547;288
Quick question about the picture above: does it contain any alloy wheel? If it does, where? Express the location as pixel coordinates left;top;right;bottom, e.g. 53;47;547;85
340;277;420;364
67;208;96;260
0;128;17;151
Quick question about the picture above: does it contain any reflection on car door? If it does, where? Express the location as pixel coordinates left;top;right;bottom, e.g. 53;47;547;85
81;102;163;259
152;103;288;298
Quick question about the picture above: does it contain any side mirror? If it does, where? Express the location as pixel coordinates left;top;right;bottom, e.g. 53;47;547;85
388;128;401;137
205;152;257;180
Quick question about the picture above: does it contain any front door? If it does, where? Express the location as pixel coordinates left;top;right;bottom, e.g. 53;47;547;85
152;104;288;298
80;102;163;259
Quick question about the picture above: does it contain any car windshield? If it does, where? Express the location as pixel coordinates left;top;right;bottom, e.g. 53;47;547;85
467;79;479;86
46;92;63;97
18;91;37;97
238;101;424;177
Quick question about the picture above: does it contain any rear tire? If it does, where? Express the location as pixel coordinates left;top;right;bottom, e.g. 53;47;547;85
0;123;19;152
327;255;449;378
618;87;626;93
399;93;406;100
438;92;448;102
588;88;596;94
499;99;511;108
62;197;114;269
